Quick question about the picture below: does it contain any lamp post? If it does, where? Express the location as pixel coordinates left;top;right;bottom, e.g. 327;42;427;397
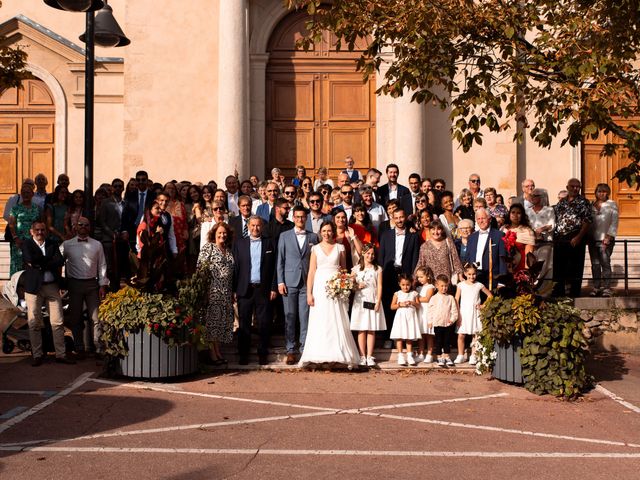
44;0;129;205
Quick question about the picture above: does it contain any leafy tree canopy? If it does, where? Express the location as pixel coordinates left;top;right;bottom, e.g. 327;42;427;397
287;0;640;186
0;1;31;91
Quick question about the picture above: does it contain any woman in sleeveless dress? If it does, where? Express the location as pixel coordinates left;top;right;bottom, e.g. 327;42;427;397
300;221;360;368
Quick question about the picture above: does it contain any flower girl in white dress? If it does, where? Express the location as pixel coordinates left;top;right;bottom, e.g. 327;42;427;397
390;274;422;366
350;243;386;367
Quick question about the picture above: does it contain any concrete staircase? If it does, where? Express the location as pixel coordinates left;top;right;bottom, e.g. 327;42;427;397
581;237;640;291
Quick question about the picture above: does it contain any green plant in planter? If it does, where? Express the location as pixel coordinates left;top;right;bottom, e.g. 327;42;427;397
99;264;210;357
520;301;593;399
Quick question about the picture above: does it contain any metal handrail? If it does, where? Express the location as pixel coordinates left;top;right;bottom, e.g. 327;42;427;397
2;237;640;294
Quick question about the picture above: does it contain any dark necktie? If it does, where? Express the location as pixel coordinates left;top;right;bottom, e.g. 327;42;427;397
242;219;248;238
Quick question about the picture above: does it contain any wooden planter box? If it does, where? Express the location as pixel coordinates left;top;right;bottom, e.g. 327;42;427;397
492;338;523;384
117;330;199;379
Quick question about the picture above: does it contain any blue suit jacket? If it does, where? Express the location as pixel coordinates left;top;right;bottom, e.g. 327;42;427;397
462;228;508;277
256;202;274;223
276;228;319;288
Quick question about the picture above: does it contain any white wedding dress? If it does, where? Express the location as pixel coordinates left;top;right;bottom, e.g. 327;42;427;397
299;243;360;367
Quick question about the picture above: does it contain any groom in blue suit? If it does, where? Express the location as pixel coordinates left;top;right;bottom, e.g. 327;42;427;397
277;205;319;364
462;208;508;289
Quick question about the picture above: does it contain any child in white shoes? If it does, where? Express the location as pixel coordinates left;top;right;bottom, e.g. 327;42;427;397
415;266;436;363
350;243;386;367
428;274;460;367
454;263;492;365
390;274;422;366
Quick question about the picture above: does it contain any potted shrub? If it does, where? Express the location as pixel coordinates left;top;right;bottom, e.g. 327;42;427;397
99;228;210;379
474;252;592;399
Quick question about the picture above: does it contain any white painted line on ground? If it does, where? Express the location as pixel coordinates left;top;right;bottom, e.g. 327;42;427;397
353;392;509;412
0;410;338;446
0;372;93;435
89;378;339;412
361;412;640;449
596;385;640;414
1;446;640;459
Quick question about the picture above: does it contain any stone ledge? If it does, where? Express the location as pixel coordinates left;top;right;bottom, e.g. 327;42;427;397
574;296;640;309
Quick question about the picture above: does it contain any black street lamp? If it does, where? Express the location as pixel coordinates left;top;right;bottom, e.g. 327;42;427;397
44;0;129;206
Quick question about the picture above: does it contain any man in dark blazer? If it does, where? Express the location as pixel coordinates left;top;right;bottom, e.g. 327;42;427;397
378;208;420;346
228;195;254;241
462;208;508;289
233;216;278;365
121;170;156;251
21;220;74;366
376;163;410;207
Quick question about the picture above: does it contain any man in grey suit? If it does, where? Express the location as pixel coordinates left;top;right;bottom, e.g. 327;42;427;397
277;205;319;364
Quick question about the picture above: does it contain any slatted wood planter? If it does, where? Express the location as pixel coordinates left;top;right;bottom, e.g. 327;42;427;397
118;330;198;379
492;338;523;384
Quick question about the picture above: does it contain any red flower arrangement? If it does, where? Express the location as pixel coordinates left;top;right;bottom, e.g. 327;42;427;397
502;230;518;255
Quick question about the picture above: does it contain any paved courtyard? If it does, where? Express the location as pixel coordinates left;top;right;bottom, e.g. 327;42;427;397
0;353;639;479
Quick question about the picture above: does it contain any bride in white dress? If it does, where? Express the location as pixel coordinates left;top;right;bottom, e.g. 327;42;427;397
299;221;360;368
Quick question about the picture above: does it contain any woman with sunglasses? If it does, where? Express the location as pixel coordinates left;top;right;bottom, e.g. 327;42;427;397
298;176;314;209
319;186;334;214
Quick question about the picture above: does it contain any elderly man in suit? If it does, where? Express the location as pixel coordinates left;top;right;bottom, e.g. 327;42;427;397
277;205;319;364
462;207;508;289
233;216;278;365
378;208;420;347
21;220;75;366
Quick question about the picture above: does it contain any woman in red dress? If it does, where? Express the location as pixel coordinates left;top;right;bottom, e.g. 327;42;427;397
350;204;378;247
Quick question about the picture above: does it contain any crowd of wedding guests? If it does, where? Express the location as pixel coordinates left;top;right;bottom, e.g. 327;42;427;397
2;157;619;367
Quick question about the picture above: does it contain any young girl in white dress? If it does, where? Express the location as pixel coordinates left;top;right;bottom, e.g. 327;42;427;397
350;243;386;367
454;263;492;365
390;274;422;366
415;266;436;363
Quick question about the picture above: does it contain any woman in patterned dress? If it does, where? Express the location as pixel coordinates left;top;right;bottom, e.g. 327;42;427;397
9;184;40;275
197;222;234;365
8;185;41;275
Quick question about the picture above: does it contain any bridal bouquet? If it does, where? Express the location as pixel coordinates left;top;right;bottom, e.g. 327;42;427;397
325;269;355;301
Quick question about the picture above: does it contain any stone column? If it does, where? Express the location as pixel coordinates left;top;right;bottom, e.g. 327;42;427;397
217;0;249;181
393;91;425;176
249;53;269;181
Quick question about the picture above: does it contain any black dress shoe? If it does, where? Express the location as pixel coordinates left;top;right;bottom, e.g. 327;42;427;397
31;356;43;367
258;355;268;365
285;354;296;365
55;355;77;365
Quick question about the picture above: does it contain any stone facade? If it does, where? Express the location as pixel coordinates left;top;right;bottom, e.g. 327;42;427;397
575;298;640;353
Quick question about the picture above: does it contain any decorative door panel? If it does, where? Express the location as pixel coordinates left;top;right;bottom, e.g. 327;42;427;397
266;11;375;183
0;79;55;224
582;120;640;236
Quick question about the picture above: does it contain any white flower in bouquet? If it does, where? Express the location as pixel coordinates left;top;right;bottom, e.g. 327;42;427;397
326;269;355;301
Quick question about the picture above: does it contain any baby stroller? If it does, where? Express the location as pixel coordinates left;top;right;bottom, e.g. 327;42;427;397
1;271;74;355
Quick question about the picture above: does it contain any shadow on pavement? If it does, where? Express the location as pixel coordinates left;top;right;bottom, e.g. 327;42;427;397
586;347;629;383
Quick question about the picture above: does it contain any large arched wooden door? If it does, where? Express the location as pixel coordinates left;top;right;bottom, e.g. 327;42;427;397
266;11;376;181
583;119;640;236
0;79;55;219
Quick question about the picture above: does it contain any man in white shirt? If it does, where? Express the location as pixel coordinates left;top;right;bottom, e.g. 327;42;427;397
526;188;555;285
359;185;387;231
342;155;363;186
62;217;108;360
225;175;240;216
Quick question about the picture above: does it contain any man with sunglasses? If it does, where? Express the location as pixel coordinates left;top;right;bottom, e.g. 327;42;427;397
62;217;109;361
468;174;484;199
334;184;355;219
305;192;332;234
266;197;294;245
